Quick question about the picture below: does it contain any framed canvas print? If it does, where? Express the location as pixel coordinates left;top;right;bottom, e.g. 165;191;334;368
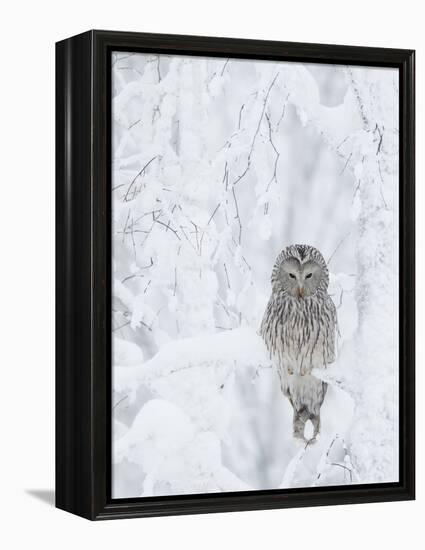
56;30;415;520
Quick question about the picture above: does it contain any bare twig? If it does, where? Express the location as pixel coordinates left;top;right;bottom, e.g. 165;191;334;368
198;202;221;256
377;159;389;209
132;209;162;226
265;113;280;190
327;233;351;265
330;462;353;481
347;68;370;129
128;118;142;130
223;162;229;191
112;53;135;66
207;203;221;225
217;300;231;318
232;186;242;244
122;210;131;243
336;136;348;150
375;123;383;155
179;225;199;255
156;56;161;82
130;214;137;261
139;221;155;250
339;152;352;175
220;58;230;76
238;104;245;129
190;221;200;251
124;156;160;202
121;258;153;283
121;273;144;284
223;263;231;289
241;255;252;271
112;395;129;411
154;218;181;240
316;435;339;481
232;73;280;186
112;320;131;332
276;92;290;130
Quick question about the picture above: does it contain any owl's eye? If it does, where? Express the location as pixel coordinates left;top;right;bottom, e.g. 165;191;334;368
305;273;312;279
289;273;296;279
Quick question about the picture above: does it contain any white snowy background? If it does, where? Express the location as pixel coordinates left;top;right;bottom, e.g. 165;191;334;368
111;52;399;498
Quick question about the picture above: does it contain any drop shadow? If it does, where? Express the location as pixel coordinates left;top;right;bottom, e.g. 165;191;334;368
26;489;55;507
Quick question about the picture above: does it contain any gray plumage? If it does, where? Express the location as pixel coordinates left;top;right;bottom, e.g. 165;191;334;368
260;244;337;441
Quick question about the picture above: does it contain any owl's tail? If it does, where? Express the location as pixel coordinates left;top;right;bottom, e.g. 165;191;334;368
289;379;328;440
297;407;311;423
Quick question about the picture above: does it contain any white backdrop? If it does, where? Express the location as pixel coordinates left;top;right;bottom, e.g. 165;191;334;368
0;1;422;549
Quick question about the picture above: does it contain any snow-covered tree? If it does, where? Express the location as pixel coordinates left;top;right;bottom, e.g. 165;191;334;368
111;53;399;497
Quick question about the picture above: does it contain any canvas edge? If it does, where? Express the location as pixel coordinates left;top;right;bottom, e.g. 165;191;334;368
56;31;96;520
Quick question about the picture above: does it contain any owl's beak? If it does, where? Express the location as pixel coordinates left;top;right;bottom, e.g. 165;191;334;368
297;286;305;298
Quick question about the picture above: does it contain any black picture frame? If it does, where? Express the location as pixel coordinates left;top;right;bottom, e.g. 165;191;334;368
56;29;415;521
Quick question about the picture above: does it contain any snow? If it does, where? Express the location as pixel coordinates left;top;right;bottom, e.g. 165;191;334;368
114;398;251;496
113;326;355;495
114;328;270;444
113;337;144;366
111;52;399;497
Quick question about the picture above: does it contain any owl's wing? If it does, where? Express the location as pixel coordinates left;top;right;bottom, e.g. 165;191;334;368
325;296;337;364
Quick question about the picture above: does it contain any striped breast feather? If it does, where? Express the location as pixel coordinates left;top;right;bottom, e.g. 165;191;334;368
260;293;337;366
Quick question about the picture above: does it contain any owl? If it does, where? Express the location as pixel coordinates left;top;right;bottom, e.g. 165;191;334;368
260;244;337;442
